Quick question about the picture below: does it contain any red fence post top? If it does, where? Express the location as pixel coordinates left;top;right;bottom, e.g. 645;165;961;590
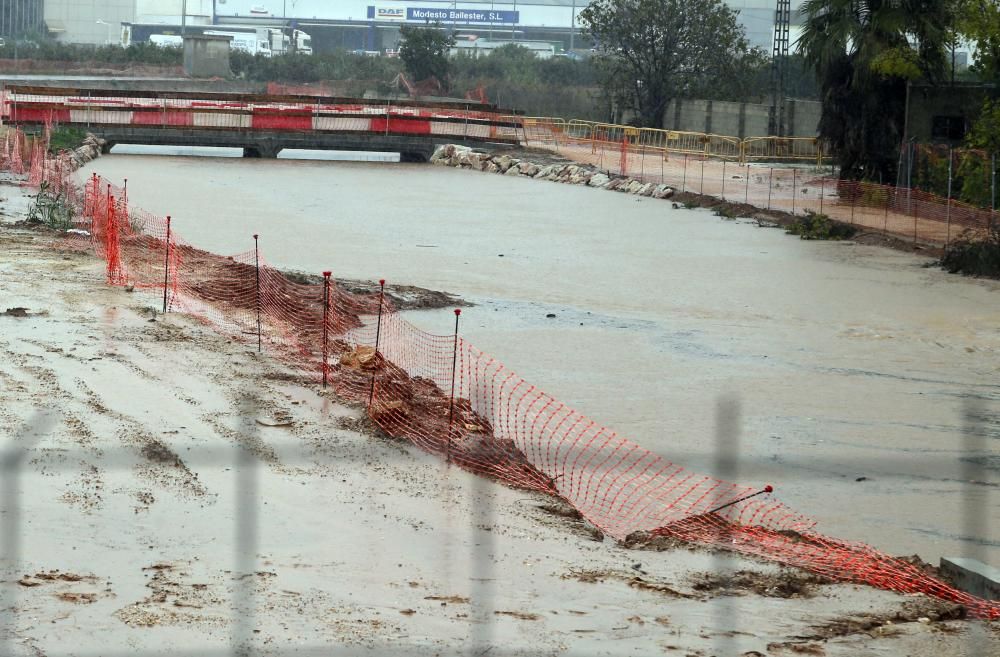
166;215;171;224
764;484;774;493
379;279;385;287
454;308;462;316
253;233;258;240
322;271;331;278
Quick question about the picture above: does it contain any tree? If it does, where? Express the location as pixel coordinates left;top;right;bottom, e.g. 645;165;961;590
398;24;455;86
799;0;953;181
957;0;1000;84
579;0;759;128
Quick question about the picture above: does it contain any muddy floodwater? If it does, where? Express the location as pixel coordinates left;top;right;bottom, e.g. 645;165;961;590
83;151;1000;566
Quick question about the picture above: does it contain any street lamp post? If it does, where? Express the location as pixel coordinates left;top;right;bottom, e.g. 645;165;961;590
95;19;113;45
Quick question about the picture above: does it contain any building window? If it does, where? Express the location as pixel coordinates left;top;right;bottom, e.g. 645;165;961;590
931;115;966;141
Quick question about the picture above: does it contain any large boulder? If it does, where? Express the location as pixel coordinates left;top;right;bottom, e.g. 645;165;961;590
653;185;675;199
495;154;519;172
625;180;645;194
587;173;611;188
430;144;450;163
545;165;567;181
518;162;540;177
504;164;522;176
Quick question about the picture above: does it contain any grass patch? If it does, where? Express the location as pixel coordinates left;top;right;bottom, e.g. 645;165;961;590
48;126;88;154
786;211;857;240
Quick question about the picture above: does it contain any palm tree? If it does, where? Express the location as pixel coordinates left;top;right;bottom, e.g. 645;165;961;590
798;0;952;181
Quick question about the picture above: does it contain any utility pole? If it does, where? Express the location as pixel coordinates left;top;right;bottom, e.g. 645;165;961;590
511;0;516;42
768;0;791;137
570;0;576;52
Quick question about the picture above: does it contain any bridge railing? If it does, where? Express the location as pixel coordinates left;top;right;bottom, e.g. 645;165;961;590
0;86;523;145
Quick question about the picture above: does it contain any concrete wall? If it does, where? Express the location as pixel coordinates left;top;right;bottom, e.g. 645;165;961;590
44;0;136;45
183;35;231;78
907;84;991;145
664;98;821;138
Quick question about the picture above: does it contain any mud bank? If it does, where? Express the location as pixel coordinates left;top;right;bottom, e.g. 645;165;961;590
431;143;677;199
435;143;946;262
2;179;996;655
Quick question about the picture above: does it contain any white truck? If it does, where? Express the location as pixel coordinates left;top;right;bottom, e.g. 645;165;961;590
205;29;272;57
149;34;182;48
262;28;312;56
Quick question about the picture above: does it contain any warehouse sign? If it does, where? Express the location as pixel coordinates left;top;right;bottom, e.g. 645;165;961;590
373;6;406;20
368;6;519;24
408;8;519;23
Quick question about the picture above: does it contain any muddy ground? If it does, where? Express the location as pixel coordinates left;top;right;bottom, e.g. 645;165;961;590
1;180;997;656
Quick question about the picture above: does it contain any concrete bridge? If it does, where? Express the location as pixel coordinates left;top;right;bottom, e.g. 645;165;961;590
85;125;500;161
2;86;523;162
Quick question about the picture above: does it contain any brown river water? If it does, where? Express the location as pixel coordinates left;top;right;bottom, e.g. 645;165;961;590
82;149;1000;567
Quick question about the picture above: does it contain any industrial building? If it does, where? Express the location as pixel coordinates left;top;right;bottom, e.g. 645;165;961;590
2;1;807;52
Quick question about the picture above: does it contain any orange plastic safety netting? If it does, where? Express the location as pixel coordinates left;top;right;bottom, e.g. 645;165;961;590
9;130;999;620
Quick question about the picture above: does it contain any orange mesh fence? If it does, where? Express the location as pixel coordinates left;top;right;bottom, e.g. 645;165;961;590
542;138;999;247
6;128;999;620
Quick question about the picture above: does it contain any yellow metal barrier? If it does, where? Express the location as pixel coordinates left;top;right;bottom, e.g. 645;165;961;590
511;115;827;166
741;136;827;166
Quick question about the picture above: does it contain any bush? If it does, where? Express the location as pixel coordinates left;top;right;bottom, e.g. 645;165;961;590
940;224;1000;277
48;126;88;154
26;181;74;230
786;211;857;240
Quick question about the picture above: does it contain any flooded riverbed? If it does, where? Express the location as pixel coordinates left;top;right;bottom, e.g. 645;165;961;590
82;152;1000;566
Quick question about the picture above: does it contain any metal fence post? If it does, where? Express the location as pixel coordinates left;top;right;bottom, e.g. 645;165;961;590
819;176;824;214
700;156;705;194
850;183;856;224
992;153;996;215
767;167;773;210
447;308;462;463
322;271;331;388
682;154;688;193
253;234;261;353
368;279;385;408
792;169;797;215
721;160;727;201
946;148;953;246
883;186;890;236
162;217;171;314
744;164;750;204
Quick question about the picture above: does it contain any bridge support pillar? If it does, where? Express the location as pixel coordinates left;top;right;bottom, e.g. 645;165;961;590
243;145;281;159
400;151;430;163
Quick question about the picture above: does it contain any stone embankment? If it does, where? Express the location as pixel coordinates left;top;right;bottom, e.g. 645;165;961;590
67;134;106;170
431;144;675;200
